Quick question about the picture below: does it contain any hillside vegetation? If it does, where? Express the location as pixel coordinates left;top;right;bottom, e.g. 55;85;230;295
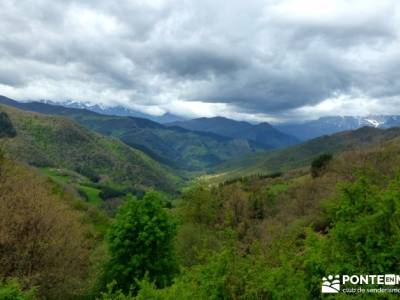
2;116;400;299
0;104;179;193
215;126;400;179
0;96;268;171
3;95;400;299
113;137;400;299
0;155;105;299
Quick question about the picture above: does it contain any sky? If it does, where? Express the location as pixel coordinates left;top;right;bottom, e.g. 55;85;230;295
0;0;400;123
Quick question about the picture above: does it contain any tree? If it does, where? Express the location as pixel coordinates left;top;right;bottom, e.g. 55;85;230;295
311;153;332;178
0;112;16;139
104;191;177;293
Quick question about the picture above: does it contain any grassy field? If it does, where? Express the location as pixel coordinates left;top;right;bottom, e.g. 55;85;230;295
40;167;102;204
77;184;102;204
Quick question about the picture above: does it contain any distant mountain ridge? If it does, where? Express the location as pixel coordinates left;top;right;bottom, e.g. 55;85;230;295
39;99;187;124
277;115;400;141
0;95;269;171
167;116;299;148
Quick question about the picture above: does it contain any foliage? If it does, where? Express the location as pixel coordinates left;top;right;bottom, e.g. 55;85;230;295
0;158;93;299
136;143;400;299
303;175;400;297
0;104;180;194
4;98;400;299
310;153;332;177
216;126;400;179
0;279;35;300
0;112;16;138
103;191;177;293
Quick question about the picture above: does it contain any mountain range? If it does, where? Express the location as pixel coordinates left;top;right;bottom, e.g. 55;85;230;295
42;99;300;148
0;96;270;171
4;94;400;181
34;99;400;143
39;99;187;124
167;117;299;148
276;115;400;141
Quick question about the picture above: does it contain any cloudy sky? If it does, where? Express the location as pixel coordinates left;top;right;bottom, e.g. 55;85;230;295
1;0;400;122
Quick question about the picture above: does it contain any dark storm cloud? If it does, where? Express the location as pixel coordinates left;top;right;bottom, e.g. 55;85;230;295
153;46;247;79
0;0;400;120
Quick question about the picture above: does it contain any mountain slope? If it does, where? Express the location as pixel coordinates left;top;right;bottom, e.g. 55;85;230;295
0;96;268;171
215;126;400;178
276;115;400;141
0;103;179;192
167;116;299;148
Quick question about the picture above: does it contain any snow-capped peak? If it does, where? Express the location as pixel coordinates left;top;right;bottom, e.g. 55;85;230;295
364;119;381;128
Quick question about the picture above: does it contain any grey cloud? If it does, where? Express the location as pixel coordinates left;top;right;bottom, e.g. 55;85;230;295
153;46;247;79
0;0;400;120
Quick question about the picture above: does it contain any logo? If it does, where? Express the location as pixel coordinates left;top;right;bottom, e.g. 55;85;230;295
321;274;400;294
322;275;340;293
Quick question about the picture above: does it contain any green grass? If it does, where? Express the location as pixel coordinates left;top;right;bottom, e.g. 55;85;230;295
40;167;72;184
77;185;102;204
40;167;102;204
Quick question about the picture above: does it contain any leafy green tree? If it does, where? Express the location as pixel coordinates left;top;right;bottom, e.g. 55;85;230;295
104;191;177;293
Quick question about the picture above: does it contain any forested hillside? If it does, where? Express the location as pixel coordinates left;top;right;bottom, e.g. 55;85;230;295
215;126;400;179
104;137;400;299
0;104;179;194
0;154;108;299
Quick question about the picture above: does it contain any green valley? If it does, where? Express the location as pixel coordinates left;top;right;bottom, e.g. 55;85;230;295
0;96;268;171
